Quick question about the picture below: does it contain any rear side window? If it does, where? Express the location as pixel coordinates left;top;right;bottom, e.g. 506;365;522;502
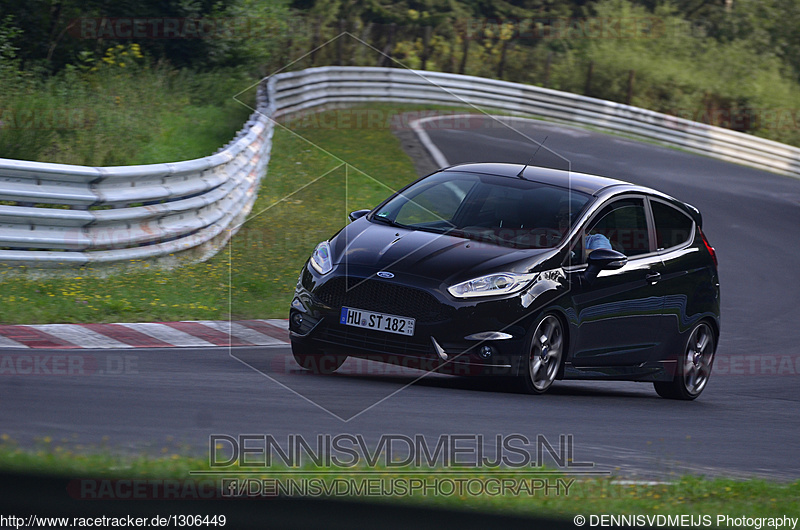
652;201;694;250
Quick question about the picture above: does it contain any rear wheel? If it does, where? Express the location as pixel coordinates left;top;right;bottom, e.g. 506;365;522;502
291;342;346;374
520;314;564;394
654;321;715;400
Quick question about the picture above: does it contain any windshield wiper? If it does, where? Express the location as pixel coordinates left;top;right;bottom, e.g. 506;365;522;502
371;215;466;238
411;224;469;239
440;226;469;238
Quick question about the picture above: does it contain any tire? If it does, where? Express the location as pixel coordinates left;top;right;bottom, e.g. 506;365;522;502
291;342;346;374
654;321;716;400
519;313;565;394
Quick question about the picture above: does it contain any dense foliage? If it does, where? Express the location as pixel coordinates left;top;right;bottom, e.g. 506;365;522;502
2;0;800;159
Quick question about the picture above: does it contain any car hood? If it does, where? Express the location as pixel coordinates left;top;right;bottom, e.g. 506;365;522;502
329;218;556;284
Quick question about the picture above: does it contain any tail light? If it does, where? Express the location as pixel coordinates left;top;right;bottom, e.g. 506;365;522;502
698;227;717;267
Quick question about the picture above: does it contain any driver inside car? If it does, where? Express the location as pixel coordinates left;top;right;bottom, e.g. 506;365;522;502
585;232;613;255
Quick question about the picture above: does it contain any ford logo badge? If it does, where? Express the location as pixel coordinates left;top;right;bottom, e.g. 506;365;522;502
377;271;394;279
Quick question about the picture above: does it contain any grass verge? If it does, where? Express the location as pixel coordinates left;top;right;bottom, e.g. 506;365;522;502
0;64;254;166
0;440;797;523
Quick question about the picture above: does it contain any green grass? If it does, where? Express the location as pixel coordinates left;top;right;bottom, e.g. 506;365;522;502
0;438;797;523
0;63;254;166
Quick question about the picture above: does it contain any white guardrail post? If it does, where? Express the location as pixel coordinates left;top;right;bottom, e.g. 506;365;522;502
2;66;799;272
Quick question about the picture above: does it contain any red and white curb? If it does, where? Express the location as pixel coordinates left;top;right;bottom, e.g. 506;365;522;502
0;320;289;349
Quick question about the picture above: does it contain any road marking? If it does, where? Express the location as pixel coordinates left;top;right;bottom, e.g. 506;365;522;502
238;320;290;343
116;323;217;348
81;323;174;348
0;320;291;349
30;324;133;349
0;325;79;349
0;334;27;348
194;321;286;346
163;321;254;347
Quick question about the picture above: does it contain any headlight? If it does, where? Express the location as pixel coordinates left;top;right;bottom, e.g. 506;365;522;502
447;272;536;298
309;241;333;275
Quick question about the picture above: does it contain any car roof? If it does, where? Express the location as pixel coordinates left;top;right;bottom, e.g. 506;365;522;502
442;162;632;196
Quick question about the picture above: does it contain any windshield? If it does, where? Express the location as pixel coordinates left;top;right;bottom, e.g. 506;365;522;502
372;171;592;249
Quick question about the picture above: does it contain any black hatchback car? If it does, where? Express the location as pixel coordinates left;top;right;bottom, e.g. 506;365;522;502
289;163;720;400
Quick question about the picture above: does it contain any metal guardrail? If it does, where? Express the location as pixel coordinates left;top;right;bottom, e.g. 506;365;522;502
2;66;798;271
269;66;800;178
0;85;272;270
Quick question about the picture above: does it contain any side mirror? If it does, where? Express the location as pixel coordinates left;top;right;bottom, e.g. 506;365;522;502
348;209;371;222
583;248;627;284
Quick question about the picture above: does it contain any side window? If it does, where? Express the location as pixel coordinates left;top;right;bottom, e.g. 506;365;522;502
651;201;694;250
581;198;650;260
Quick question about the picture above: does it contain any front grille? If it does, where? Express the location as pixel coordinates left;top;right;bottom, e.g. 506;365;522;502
317;325;433;357
313;277;451;322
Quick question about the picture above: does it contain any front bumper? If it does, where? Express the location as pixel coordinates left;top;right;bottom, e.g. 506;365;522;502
289;264;539;377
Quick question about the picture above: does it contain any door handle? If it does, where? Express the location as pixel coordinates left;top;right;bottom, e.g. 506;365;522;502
645;272;661;284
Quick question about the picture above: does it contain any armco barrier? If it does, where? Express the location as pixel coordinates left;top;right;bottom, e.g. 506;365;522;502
0;84;272;271
269;67;800;178
2;66;799;272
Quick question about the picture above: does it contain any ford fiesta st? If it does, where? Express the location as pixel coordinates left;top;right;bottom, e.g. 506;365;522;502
289;163;720;400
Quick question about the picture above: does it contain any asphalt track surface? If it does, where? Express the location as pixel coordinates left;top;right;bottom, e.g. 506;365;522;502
3;116;800;481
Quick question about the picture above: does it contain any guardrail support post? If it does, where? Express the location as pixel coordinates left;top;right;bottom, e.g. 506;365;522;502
626;70;636;105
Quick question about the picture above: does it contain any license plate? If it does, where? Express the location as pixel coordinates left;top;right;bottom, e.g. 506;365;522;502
340;307;415;336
